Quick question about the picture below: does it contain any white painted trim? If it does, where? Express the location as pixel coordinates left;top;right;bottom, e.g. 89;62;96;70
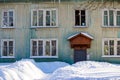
102;56;120;58
1;9;15;28
31;8;58;28
30;56;58;58
102;38;120;57
30;39;58;58
102;9;120;27
74;9;88;27
1;39;15;58
1;56;15;58
68;32;94;40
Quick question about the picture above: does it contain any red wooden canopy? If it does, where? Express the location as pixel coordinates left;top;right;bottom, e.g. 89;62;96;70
68;32;93;49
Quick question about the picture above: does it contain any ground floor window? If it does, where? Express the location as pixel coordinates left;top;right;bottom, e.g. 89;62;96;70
1;39;15;58
31;39;58;58
103;38;120;57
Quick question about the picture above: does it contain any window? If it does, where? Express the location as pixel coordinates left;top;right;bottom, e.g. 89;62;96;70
75;10;86;27
31;9;58;27
103;9;120;27
31;39;58;58
2;10;15;28
1;39;15;58
103;38;120;57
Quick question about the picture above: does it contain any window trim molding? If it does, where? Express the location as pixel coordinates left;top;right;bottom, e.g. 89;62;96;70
30;39;58;58
1;39;15;58
31;8;58;28
102;38;120;57
102;9;120;27
74;9;88;28
1;9;15;28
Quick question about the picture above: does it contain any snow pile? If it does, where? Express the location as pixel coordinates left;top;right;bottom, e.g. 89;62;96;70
0;59;46;80
36;61;69;73
50;61;120;80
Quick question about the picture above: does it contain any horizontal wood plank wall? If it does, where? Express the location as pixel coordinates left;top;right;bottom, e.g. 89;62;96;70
0;1;119;63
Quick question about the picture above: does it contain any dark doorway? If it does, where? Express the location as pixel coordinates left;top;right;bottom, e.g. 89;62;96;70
74;49;87;63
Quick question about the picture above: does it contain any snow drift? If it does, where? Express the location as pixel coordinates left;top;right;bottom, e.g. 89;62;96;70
36;61;69;73
50;61;120;80
0;59;46;80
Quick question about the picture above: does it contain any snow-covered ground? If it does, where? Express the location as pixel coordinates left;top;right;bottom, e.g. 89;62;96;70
0;59;120;80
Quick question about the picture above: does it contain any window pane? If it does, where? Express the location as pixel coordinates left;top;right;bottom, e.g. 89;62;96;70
9;41;13;56
52;40;56;56
45;41;50;56
104;11;108;26
51;10;56;26
46;11;50;26
117;11;120;26
109;40;114;55
117;41;120;55
32;11;37;26
75;10;80;26
81;10;86;26
3;17;8;27
4;12;7;16
9;11;13;17
38;10;43;26
32;41;37;56
109;10;114;26
9;17;13;26
3;41;8;56
38;41;43;56
104;41;109;55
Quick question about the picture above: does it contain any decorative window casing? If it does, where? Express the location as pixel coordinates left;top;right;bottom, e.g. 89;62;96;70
30;39;58;58
103;9;120;27
102;38;120;57
1;39;15;58
31;9;58;28
75;10;87;27
2;10;15;28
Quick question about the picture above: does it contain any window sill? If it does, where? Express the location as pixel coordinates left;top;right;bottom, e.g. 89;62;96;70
74;26;88;28
30;56;58;58
102;55;120;58
102;26;120;28
1;56;15;58
1;27;15;29
31;26;59;28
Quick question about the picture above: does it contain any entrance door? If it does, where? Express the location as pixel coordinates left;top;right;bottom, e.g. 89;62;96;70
74;49;87;63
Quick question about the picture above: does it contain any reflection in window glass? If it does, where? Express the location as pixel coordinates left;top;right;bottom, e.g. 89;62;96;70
38;10;43;26
52;40;56;56
104;41;109;55
117;41;120;55
45;41;50;56
33;11;37;26
38;41;43;56
32;41;37;56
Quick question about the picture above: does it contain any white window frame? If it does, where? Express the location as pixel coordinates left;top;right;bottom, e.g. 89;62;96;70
102;9;120;27
30;39;58;58
31;8;58;28
74;9;88;28
102;38;120;57
1;39;15;58
1;9;15;28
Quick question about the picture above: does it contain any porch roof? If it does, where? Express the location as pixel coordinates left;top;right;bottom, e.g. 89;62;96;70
68;32;94;40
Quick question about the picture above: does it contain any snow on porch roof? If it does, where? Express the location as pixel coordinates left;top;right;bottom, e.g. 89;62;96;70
68;32;94;40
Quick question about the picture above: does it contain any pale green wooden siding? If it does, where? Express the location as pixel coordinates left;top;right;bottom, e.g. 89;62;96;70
0;2;120;63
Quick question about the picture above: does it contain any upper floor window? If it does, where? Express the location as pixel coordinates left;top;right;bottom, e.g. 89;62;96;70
103;9;120;27
2;10;15;28
103;38;120;57
1;39;15;58
31;9;58;28
75;10;86;27
30;39;58;58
